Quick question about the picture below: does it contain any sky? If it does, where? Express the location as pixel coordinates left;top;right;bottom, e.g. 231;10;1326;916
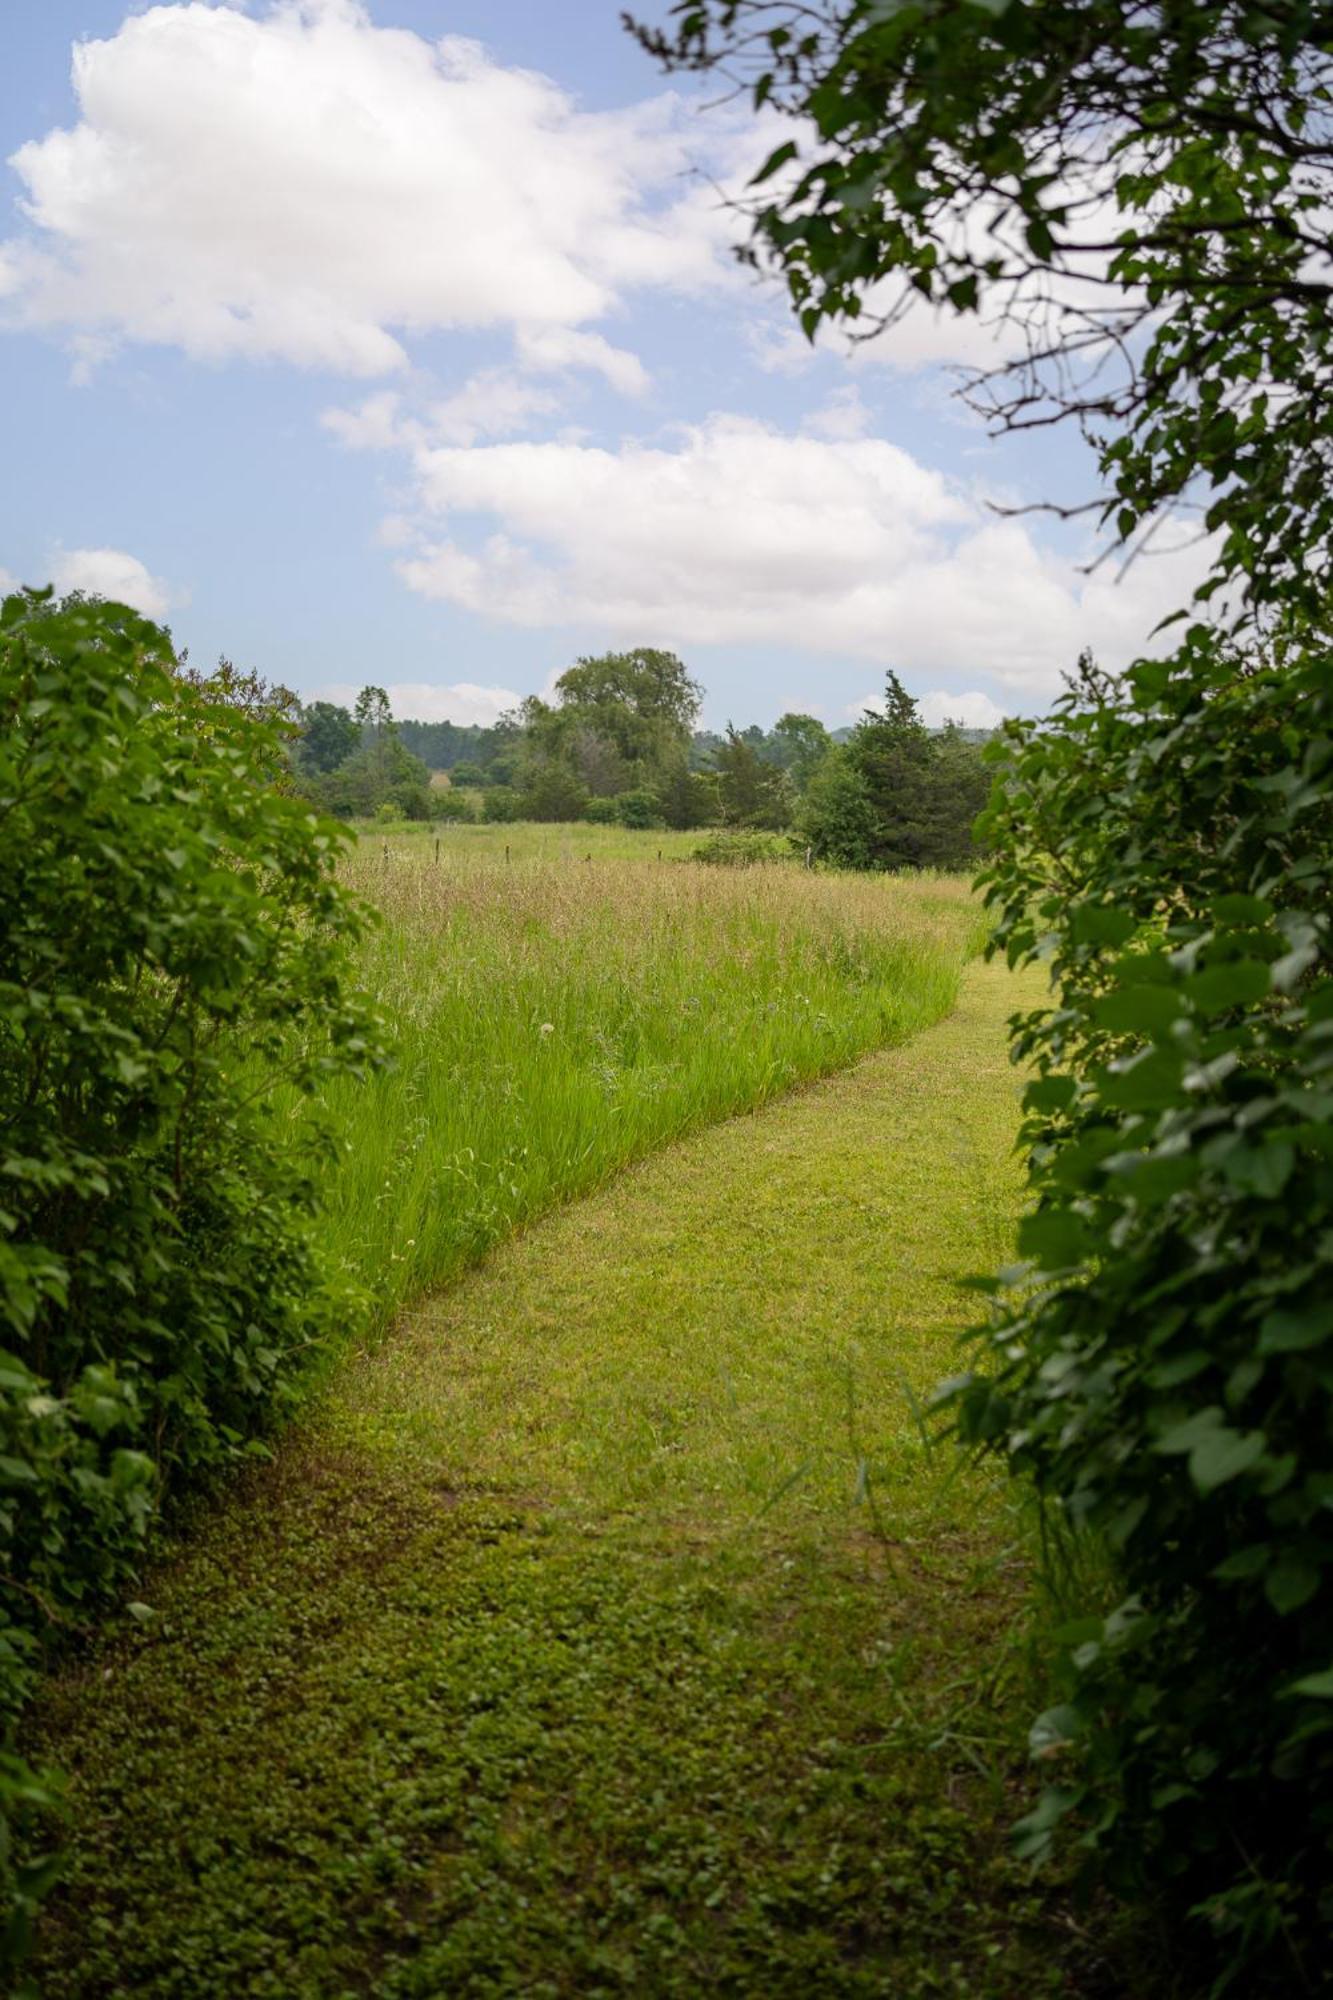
0;0;1209;732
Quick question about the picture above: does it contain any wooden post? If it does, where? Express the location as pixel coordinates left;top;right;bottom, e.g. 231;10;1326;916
805;846;813;870
505;843;511;864
434;837;441;865
382;837;389;867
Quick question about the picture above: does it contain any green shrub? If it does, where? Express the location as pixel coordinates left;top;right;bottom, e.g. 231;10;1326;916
429;788;474;823
481;786;522;824
690;831;788;868
582;796;619;825
948;635;1333;1980
613;788;663;830
0;588;381;1974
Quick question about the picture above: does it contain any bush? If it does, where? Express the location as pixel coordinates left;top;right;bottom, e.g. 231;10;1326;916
481;786;521;824
520;760;589;824
582;797;619;825
613;788;664;830
691;831;788;868
0;589;382;1973
949;636;1333;1980
429;789;474;823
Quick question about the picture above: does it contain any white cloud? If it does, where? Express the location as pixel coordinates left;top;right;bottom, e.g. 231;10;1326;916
385;412;1211;695
2;1;738;376
915;690;1010;730
516;328;650;398
49;546;172;618
322;678;521;727
802;386;872;442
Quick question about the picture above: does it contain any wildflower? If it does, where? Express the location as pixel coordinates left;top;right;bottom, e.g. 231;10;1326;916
539;1021;555;1036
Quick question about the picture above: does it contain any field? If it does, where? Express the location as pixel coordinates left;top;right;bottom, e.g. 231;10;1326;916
26;831;1144;1997
312;823;987;1335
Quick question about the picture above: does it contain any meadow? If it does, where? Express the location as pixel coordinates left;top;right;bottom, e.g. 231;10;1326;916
31;864;1102;1999
313;822;987;1337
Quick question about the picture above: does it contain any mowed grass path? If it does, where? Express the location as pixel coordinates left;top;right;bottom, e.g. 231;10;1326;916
31;957;1101;1999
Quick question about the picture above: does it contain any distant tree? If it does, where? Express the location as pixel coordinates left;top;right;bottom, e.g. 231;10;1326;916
298;700;359;775
354;685;391;733
653;754;719;830
799;673;985;869
521;758;589;824
555;647;702;752
769;712;832;790
448;760;489;788
713;727;793;830
614;787;665;829
481;785;522;824
567;722;630;798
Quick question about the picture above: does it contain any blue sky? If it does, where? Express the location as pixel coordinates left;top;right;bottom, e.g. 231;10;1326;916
0;1;1203;730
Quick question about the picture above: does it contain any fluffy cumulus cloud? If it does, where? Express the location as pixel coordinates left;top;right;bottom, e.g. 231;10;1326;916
322;678;521;727
1;0;738;375
49;546;173;618
915;689;1010;730
387;413;1211;696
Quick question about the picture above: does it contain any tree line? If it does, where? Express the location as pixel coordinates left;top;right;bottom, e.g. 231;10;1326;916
293;647;992;870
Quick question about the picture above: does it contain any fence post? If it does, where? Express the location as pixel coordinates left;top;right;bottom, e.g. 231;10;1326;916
505;843;511;864
434;836;440;865
805;846;813;870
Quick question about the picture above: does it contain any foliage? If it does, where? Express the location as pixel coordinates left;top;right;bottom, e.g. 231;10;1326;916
481;786;522;824
0;588;380;1974
798;674;988;871
943;639;1333;1977
519;648;703;815
612;787;664;830
519;758;590;824
769;710;833;790
690;829;790;867
629;1;1333;622
298;700;360;775
712;726;794;829
427;788;475;824
298;689;432;821
653;755;719;830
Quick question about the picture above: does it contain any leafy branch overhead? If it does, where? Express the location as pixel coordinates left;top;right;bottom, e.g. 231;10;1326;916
629;0;1333;619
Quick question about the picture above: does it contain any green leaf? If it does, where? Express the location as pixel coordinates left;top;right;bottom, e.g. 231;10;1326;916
1223;1142;1295;1199
1093;986;1184;1035
1023;1074;1077;1114
1258;1301;1333;1353
749;140;799;187
1029;1704;1082;1758
1284;1668;1333;1700
1071;905;1138;948
1189;1427;1267;1494
1265;1555;1320;1615
1016;1209;1089;1269
1185;960;1272;1015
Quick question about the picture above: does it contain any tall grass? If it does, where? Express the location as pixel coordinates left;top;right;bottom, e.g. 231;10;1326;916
312;825;985;1335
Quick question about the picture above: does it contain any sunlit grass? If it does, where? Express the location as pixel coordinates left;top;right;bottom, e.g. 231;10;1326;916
312;824;987;1334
